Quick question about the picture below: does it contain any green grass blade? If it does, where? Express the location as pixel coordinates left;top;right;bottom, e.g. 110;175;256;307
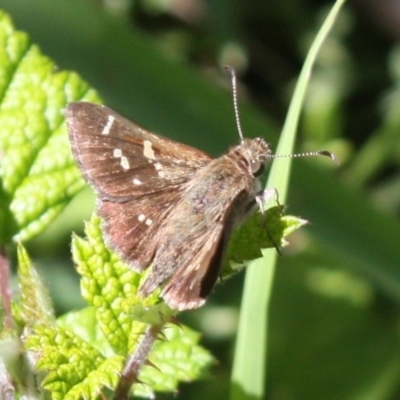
230;1;346;399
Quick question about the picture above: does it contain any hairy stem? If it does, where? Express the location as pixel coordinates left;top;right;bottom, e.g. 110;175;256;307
113;323;165;400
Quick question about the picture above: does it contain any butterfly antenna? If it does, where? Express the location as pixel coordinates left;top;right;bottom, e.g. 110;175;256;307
224;65;245;142
224;66;338;164
269;150;339;164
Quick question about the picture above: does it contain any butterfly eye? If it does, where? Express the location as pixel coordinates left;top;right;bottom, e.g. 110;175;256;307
250;160;265;177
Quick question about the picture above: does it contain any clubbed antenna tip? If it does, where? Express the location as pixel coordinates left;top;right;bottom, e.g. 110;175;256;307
317;150;339;164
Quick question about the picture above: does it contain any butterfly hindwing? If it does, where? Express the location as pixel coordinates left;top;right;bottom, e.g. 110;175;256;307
98;190;182;271
160;220;227;310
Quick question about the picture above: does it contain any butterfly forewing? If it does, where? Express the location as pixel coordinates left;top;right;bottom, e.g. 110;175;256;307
67;102;211;200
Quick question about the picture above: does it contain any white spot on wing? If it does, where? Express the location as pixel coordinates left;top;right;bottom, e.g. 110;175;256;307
145;218;152;226
102;115;115;135
143;140;156;160
113;148;122;157
120;156;130;170
113;148;130;170
133;178;142;185
138;214;146;222
153;162;166;178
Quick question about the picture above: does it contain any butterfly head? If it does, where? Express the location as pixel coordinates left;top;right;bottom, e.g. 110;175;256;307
232;137;272;179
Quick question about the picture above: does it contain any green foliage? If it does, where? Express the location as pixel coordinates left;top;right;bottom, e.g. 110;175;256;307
15;244;55;325
26;323;119;400
72;214;146;355
223;205;307;277
0;10;99;244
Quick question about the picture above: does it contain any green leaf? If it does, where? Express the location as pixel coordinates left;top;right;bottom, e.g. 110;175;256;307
72;214;148;355
14;243;55;326
25;324;115;400
223;206;307;278
0;10;100;244
140;324;213;393
57;308;113;357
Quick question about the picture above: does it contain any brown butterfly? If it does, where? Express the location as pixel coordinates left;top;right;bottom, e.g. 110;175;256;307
66;72;335;311
68;102;279;309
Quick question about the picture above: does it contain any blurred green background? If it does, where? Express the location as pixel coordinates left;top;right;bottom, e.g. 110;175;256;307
2;0;400;399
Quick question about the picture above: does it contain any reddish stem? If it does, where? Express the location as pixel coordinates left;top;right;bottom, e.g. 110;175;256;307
113;323;164;400
0;246;13;329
